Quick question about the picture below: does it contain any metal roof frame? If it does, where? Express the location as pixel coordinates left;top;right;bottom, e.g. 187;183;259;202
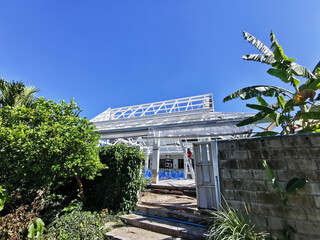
91;93;255;140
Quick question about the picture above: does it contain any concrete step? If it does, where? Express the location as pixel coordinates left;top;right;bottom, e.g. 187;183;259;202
140;192;198;213
135;204;210;226
147;185;196;197
120;213;207;240
140;200;198;215
106;225;182;240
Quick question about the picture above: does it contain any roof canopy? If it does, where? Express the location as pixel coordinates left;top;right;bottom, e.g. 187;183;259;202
91;94;255;140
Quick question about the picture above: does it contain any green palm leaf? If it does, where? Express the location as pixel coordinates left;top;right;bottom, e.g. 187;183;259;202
242;54;276;64
236;111;270;127
312;61;320;76
0;78;38;107
267;68;290;83
223;85;294;102
291;62;316;79
299;62;320;91
246;104;275;113
286;178;308;194
253;131;278;137
295;112;320;120
243;31;273;56
270;31;292;62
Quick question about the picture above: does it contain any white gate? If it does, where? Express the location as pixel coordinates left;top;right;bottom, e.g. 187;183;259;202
193;140;221;209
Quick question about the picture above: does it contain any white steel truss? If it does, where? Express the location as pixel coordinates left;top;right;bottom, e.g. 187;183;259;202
92;93;256;183
91;94;213;122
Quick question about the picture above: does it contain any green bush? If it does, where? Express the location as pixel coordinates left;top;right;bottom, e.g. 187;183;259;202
44;211;108;240
0;186;6;212
85;144;145;213
0;98;105;196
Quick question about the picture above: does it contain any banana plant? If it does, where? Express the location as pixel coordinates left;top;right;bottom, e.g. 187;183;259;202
224;31;320;135
263;160;307;240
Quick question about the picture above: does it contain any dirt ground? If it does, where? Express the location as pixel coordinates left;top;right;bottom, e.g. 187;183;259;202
140;192;198;210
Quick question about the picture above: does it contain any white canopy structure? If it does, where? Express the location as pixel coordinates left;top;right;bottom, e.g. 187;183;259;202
91;94;255;183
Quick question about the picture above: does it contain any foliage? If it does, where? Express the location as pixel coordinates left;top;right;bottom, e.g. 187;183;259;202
0;97;105;195
224;31;320;135
38;180;80;224
27;218;45;239
263;160;307;239
206;201;271;240
85;144;145;213
62;198;84;213
0;186;6;212
0;188;47;240
263;160;307;204
43;211;114;240
0;205;37;240
0;78;38;108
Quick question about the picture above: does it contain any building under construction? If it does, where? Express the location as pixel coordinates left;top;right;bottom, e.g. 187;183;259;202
91;94;254;184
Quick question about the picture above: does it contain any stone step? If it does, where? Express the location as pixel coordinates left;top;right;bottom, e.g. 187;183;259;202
147;185;196;197
135;204;211;226
120;213;207;240
140;200;198;215
106;225;182;240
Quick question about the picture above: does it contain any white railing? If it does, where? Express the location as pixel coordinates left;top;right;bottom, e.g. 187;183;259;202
101;94;213;120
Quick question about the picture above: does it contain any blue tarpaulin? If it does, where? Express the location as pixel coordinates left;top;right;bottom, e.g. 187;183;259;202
142;170;185;180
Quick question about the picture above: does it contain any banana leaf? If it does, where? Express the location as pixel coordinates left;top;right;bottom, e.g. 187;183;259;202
243;31;273;56
223;85;293;102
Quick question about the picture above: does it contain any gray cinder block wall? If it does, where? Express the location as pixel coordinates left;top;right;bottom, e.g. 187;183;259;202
217;133;320;240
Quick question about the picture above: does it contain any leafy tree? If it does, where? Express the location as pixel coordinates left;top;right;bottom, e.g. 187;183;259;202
224;31;320;135
0;78;38;107
0;97;105;198
85;144;145;213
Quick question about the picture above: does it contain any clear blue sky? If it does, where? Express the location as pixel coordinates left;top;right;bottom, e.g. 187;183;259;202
0;0;319;119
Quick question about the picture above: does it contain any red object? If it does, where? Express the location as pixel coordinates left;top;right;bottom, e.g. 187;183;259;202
187;149;192;159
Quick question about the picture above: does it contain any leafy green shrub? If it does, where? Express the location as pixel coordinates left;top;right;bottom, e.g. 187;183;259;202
0;186;7;212
85;144;145;213
44;211;107;240
0;97;105;197
27;218;45;239
206;202;271;240
39;182;79;224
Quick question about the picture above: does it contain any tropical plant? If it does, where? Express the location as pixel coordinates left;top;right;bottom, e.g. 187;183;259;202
27;218;45;239
0;78;38;107
263;160;307;239
206;200;271;240
0;97;106;199
223;31;320;135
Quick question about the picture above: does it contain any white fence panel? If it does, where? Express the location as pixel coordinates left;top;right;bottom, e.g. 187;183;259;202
193;141;221;209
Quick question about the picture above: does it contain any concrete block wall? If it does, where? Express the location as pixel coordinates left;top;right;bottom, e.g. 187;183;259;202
217;133;320;240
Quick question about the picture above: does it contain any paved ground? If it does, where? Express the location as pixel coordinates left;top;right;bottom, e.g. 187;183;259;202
150;179;196;188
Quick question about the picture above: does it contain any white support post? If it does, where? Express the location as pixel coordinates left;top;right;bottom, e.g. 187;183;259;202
144;148;150;170
152;135;160;184
179;140;188;179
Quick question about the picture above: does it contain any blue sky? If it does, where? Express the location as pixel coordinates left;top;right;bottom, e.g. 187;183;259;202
0;0;319;119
